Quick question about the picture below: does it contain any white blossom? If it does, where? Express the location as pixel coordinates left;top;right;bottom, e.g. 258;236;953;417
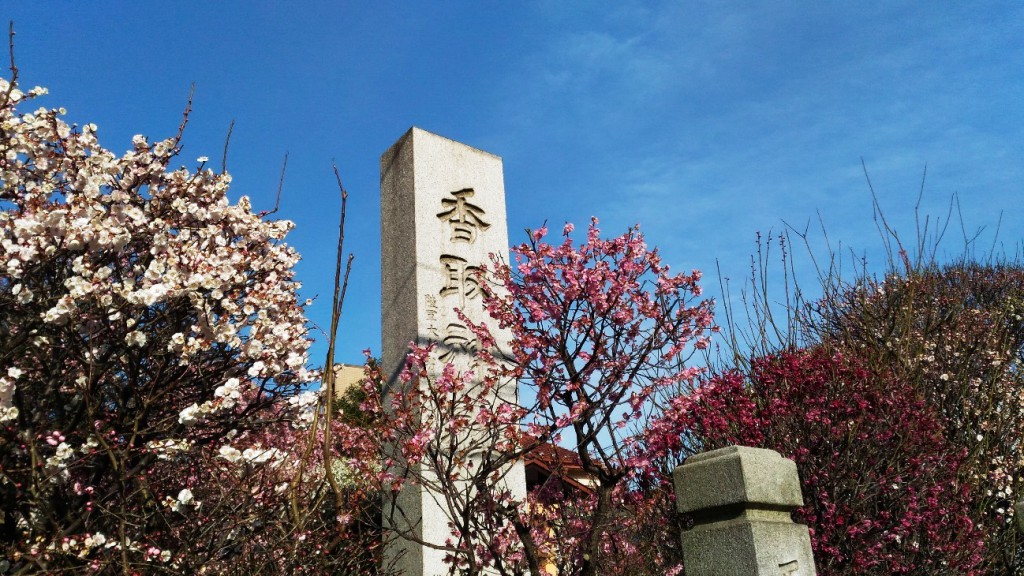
125;330;147;348
176;488;194;508
178;403;201;426
84;533;106;548
214;377;242;408
219;444;243;463
242;445;285;467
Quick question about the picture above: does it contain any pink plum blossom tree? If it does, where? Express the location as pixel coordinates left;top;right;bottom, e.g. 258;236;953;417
363;220;714;575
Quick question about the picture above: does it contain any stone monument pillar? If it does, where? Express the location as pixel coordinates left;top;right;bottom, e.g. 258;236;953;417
674;445;817;576
380;127;526;575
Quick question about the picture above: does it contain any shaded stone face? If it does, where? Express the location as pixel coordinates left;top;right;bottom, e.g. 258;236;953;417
380;127;525;576
675;445;805;515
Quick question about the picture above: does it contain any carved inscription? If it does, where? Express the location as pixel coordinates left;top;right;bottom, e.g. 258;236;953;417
439;254;481;308
433;188;492;362
779;560;799;574
424;294;440;340
437;188;490;243
439;322;480;365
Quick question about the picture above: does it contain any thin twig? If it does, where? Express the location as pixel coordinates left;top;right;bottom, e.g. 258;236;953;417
988;210;1004;263
914;164;927;264
862;157;906;272
2;21;19;109
322;161;355;509
174;84;194;149
332;163;353;322
267;152;288;215
6;22;14;77
221;119;235;175
955;193;986;256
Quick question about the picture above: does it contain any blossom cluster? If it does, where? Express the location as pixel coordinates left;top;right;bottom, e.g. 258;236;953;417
365;219;714;575
811;264;1024;571
663;348;985;574
0;77;366;573
1;76;311;381
483;219;713;448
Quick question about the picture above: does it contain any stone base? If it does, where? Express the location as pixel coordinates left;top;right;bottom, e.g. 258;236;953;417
682;517;816;576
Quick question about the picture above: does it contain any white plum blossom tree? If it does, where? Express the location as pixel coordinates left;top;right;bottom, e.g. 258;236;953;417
0;72;386;574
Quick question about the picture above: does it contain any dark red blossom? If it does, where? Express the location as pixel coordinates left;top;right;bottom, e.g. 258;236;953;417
667;348;984;575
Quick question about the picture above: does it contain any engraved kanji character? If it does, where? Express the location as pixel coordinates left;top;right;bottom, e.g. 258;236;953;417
439;254;481;308
438;322;480;364
424;294;440;339
437;188;490;243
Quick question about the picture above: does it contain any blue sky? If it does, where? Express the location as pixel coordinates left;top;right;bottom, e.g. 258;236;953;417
6;2;1023;367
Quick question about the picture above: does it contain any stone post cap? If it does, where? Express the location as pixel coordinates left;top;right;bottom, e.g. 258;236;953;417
675;445;804;515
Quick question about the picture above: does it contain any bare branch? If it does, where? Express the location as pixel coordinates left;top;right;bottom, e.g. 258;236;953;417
220;118;234;175
158;84;194;163
6;22;14;78
266;152;288;216
322;161;355;508
2;21;19;109
862;157;906;271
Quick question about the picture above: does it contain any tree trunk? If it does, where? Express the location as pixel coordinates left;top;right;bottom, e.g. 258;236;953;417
580;483;614;576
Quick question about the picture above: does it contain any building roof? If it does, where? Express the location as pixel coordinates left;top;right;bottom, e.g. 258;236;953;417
523;436;583;470
522;435;594;494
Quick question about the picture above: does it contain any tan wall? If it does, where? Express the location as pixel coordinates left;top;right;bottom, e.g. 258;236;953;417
332;363;364;398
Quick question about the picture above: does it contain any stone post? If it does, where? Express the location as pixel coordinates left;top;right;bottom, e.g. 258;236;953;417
674;445;817;576
380;127;526;575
